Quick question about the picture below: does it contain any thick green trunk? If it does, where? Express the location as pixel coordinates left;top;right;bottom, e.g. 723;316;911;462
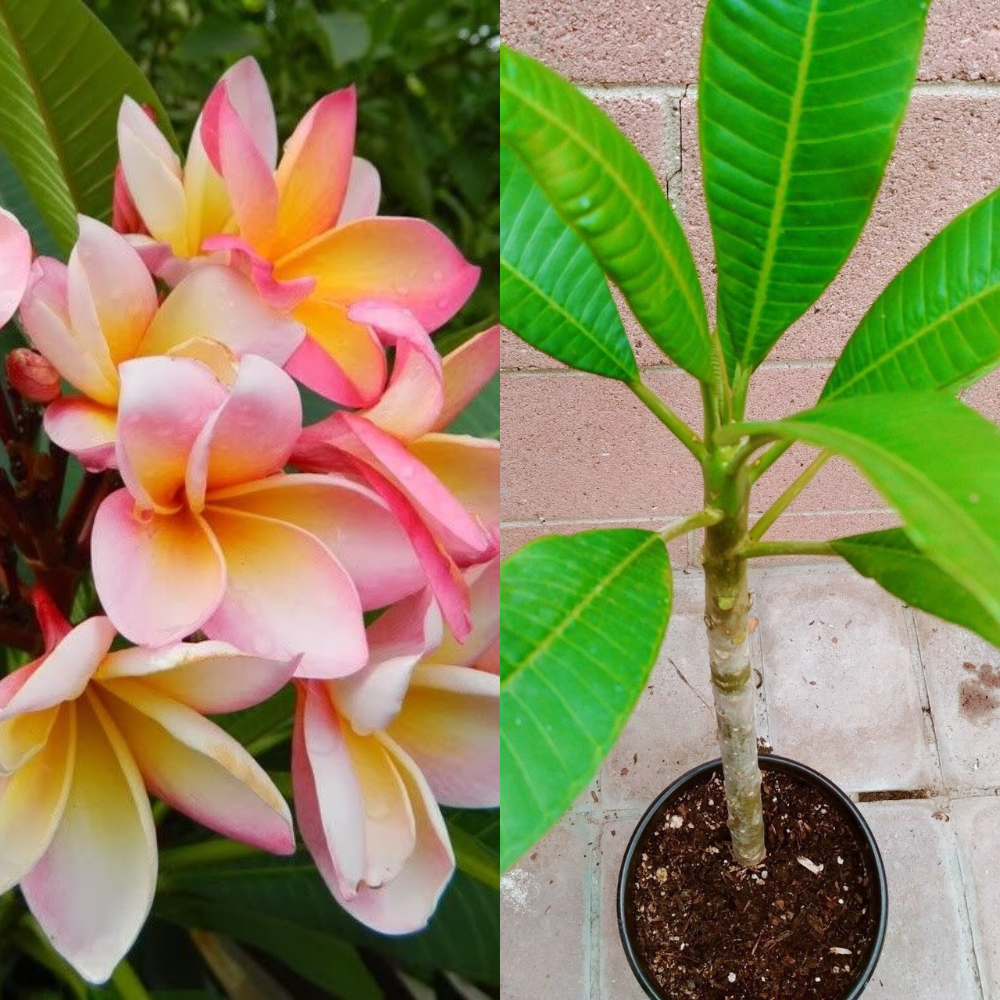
703;457;766;867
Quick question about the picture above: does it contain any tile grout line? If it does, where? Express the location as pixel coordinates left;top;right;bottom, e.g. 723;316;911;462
903;606;947;794
586;818;600;1000
945;807;988;1000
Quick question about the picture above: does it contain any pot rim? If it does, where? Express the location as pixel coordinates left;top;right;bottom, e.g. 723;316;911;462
616;754;889;1000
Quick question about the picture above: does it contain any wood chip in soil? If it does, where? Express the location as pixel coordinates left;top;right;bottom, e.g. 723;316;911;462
627;771;877;1000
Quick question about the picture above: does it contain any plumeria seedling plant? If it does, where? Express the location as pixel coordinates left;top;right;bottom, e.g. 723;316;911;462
499;0;1000;871
0;1;500;991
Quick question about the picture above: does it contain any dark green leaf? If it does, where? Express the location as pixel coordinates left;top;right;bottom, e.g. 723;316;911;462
700;0;927;372
0;0;175;251
159;859;498;986
154;896;382;1000
500;147;637;381
737;393;1000;638
500;46;713;382
825;187;1000;400
832;528;1000;647
502;529;671;868
0;145;57;256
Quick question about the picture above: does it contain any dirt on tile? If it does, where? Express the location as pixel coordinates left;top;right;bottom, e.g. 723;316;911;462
626;771;878;1000
959;661;1000;720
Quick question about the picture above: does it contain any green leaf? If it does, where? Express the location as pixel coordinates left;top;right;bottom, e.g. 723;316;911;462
0;145;56;255
500;46;713;382
824;187;1000;400
447;374;498;440
154;896;382;1000
318;11;372;68
0;0;175;251
699;0;927;372
500;146;638;381
735;393;1000;638
832;528;1000;648
502;529;671;868
159;860;498;986
445;807;500;891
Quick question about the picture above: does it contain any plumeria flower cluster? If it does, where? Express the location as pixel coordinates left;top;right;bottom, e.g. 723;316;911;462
0;58;499;984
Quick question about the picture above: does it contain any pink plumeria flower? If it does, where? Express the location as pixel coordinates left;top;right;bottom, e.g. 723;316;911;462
90;352;424;677
18;216;303;471
0;591;297;983
294;313;500;640
293;566;499;934
116;57;480;407
0;207;31;327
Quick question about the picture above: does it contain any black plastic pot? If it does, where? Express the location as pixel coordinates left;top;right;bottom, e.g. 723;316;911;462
617;755;888;1000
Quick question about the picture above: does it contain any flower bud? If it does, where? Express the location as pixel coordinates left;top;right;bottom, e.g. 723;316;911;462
6;348;60;403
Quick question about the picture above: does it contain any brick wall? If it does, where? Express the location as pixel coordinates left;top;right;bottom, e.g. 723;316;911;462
500;0;1000;566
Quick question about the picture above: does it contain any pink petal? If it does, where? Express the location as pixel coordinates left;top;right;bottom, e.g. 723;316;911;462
206;57;278;170
186;355;301;509
207;474;424;610
19;258;118;404
477;638;501;675
292;681;367;897
202;87;278;254
115;356;227;511
319;444;472;642
43;397;118;472
337;735;455;934
0;207;31;328
199;235;315;311
408;433;500;549
436;324;501;431
275;217;480;332
97;640;298;714
201;506;366;679
92;490;226;647
274;88;357;254
284;297;386;407
23;693;156;985
0;704;74;894
97;681;293;854
68;217;157;364
389;665;499;808
139;265;305;366
333;588;443;735
300;413;496;566
0;617;115;722
338;158;381;225
117;96;188;253
428;559;500;668
351;302;443;440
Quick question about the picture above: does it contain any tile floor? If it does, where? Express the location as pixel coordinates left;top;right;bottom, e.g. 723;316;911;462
501;563;1000;999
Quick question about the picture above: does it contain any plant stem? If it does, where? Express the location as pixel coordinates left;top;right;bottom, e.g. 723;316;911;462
703;452;766;867
660;507;724;545
748;450;831;543
747;438;794;484
743;539;837;559
629;379;706;463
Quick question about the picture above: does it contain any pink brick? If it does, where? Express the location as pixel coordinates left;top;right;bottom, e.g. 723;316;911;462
683;91;1000;363
963;365;1000;423
502;1;1000;86
501;370;703;523
921;0;1000;82
501;0;704;85
500;519;689;567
